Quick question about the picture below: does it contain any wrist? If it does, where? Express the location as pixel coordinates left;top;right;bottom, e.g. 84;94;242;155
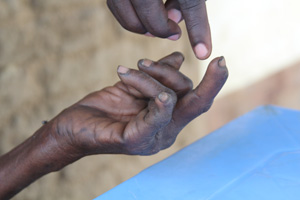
29;119;82;172
0;120;81;199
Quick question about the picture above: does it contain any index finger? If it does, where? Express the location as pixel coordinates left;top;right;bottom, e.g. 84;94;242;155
178;0;212;60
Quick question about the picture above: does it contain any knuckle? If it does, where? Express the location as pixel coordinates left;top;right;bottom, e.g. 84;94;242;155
201;101;213;113
190;93;213;114
162;138;176;150
176;77;193;97
183;77;193;91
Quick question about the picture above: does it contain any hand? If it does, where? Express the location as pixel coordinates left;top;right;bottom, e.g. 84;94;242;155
107;0;212;60
51;52;228;161
0;52;228;199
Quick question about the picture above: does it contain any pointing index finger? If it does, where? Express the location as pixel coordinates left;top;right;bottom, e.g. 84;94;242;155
178;0;212;59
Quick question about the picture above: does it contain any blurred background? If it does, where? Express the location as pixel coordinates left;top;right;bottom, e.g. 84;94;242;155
0;0;299;199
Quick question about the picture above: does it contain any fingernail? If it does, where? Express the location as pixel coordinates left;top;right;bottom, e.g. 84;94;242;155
194;43;208;59
168;34;180;41
158;92;169;103
145;32;155;37
168;9;182;23
117;65;129;74
141;59;153;67
218;56;226;67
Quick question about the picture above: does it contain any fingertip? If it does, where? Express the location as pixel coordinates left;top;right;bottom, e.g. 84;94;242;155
193;43;210;60
218;56;226;68
207;56;229;75
139;59;153;68
171;51;185;63
167;9;182;24
117;65;130;75
204;56;229;87
155;91;177;110
158;92;170;103
145;32;155;37
167;33;181;41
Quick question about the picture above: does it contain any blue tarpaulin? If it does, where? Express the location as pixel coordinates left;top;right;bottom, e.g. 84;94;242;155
95;105;300;200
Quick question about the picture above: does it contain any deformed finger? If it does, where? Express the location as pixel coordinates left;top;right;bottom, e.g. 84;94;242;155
157;51;185;70
117;66;178;154
137;56;192;97
173;56;228;126
194;56;228;101
117;65;175;99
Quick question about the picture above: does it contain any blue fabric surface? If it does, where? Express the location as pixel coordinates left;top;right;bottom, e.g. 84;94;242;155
95;105;300;200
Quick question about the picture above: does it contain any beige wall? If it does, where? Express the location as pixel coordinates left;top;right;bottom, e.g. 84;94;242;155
1;0;299;199
205;0;300;95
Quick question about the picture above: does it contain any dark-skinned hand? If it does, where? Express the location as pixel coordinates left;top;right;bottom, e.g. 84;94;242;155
0;52;228;200
107;0;212;60
52;52;228;160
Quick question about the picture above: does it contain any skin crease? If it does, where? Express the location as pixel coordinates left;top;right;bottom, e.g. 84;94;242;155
107;0;212;60
0;52;228;199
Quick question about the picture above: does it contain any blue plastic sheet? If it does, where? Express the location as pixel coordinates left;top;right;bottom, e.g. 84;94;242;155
95;105;300;200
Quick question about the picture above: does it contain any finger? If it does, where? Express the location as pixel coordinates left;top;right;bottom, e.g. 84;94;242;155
137;55;192;97
114;81;145;99
117;66;177;154
130;0;181;40
174;56;228;126
165;0;183;24
107;0;147;34
157;51;185;70
123;90;176;155
117;65;176;99
178;0;212;60
195;57;228;100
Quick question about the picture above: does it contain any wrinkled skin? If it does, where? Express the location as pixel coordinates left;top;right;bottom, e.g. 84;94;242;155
0;52;228;199
53;52;228;159
107;0;212;59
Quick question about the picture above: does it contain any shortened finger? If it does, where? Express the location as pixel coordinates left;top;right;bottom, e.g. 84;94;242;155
173;56;228;126
194;56;228;100
157;51;185;70
137;58;193;97
117;65;175;99
124;91;176;155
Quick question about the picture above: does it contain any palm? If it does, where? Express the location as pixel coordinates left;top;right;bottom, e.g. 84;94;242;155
62;81;155;154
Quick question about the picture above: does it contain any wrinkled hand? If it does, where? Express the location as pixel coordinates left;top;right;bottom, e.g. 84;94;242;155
107;0;211;60
50;52;228;161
